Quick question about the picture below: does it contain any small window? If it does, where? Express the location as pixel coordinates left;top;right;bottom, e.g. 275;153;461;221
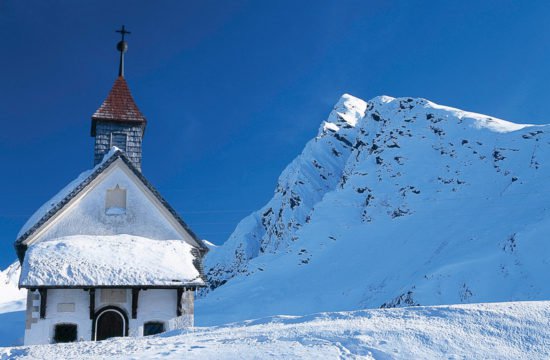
111;133;127;152
105;185;127;215
143;321;165;336
53;323;77;343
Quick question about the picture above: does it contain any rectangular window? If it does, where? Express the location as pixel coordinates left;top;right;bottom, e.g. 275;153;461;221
111;133;127;152
144;321;165;336
54;323;77;343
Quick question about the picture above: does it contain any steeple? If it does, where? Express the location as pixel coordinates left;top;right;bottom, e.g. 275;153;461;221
91;26;146;171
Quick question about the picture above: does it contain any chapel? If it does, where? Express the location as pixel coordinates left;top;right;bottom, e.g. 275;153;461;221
14;26;208;345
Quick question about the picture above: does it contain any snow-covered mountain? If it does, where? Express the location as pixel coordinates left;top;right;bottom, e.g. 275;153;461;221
0;262;25;314
198;94;550;325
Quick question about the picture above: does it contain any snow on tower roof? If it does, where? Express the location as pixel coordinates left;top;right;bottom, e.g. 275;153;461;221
91;76;146;136
19;235;205;288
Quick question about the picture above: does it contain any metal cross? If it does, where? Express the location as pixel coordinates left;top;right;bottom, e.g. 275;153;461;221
115;25;131;77
116;25;131;41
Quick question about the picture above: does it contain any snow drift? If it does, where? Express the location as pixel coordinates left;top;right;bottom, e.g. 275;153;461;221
199;94;550;325
2;301;549;359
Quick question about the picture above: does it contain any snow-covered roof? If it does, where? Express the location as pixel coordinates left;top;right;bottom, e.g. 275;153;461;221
20;235;205;288
14;148;209;261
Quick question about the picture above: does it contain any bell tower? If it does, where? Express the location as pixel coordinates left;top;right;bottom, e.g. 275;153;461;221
91;25;146;171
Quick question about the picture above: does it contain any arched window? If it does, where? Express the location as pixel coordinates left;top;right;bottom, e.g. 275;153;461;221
105;185;127;215
53;323;77;343
143;321;165;336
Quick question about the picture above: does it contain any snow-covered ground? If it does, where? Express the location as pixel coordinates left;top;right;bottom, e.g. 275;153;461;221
1;301;549;359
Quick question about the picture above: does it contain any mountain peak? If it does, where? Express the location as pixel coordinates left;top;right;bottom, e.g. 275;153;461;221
200;94;550;325
321;93;367;133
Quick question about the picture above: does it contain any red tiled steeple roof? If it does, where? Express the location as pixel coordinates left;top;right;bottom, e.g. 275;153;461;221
91;76;146;135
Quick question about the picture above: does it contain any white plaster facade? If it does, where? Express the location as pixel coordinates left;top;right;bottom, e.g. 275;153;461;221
24;288;194;345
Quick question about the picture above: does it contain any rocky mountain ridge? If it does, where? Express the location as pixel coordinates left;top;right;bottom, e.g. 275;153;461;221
197;94;550;325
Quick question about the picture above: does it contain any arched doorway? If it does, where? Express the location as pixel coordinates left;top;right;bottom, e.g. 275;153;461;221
93;306;128;341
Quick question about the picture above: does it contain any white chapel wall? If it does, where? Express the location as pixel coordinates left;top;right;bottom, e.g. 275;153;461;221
33;165;187;244
25;288;195;344
24;289;91;345
134;289;182;336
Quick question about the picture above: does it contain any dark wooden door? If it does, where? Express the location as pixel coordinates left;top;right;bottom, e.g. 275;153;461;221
96;310;125;341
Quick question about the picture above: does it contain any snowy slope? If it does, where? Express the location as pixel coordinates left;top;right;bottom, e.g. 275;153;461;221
205;94;368;290
0;262;26;347
0;262;25;314
200;94;550;325
2;301;549;359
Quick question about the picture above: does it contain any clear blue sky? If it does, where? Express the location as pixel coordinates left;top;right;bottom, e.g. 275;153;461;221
1;0;550;268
